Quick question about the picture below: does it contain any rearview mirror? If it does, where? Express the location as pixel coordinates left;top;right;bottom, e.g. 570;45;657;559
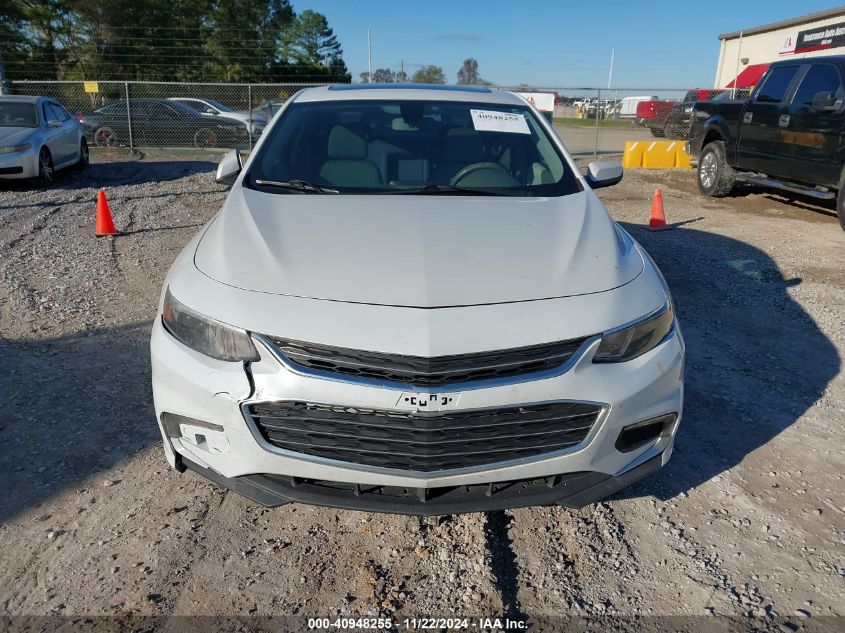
812;91;839;111
215;149;242;186
47;119;62;128
585;161;623;189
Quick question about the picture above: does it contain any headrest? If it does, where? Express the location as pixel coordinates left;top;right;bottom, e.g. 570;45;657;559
391;117;419;131
327;125;367;159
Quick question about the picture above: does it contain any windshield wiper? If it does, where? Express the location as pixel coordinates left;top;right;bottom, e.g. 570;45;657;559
391;184;510;196
253;179;339;194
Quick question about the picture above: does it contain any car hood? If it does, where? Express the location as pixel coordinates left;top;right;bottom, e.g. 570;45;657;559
194;187;643;307
0;127;36;146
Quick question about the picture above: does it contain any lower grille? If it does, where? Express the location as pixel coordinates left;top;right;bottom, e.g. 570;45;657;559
247;401;602;472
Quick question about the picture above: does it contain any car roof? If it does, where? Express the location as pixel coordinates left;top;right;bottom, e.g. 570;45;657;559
772;54;845;66
294;84;527;106
0;95;48;104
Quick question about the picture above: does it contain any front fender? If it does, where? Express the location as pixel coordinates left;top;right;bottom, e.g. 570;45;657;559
689;113;731;158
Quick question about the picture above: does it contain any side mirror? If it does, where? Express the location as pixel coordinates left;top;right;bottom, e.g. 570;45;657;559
47;119;62;128
215;149;242;186
812;91;839;111
585;160;623;189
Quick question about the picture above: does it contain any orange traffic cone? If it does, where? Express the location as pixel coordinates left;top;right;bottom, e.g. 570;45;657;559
95;189;118;236
647;188;668;230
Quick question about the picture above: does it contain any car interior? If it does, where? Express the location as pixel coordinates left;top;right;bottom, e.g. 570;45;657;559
252;101;567;191
0;103;39;128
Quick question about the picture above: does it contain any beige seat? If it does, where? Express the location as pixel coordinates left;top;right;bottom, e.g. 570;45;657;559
320;125;382;187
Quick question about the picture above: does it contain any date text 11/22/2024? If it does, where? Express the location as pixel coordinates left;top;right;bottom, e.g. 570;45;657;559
307;617;528;630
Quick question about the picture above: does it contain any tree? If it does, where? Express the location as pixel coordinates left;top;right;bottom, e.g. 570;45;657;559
456;58;478;85
5;0;75;79
70;0;214;81
359;67;407;83
411;65;445;84
206;0;294;82
281;9;349;81
0;2;30;83
0;0;351;83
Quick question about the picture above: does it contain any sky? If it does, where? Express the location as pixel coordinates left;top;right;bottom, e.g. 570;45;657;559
293;0;842;88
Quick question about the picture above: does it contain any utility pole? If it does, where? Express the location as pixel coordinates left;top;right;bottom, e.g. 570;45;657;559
607;48;615;90
401;59;404;82
0;47;9;95
367;30;372;83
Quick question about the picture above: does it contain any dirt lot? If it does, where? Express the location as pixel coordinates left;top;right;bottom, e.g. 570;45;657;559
0;153;843;631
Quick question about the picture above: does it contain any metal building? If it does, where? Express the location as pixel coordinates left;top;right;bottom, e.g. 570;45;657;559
716;6;845;89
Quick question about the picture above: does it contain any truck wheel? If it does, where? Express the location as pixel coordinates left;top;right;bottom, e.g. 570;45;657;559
650;127;665;138
697;140;735;197
836;188;845;232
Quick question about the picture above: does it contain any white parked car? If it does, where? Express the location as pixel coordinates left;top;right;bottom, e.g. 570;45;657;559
167;97;267;136
151;85;684;514
0;96;88;186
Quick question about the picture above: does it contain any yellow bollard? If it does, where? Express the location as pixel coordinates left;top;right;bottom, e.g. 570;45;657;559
674;143;692;169
642;141;678;169
621;141;645;169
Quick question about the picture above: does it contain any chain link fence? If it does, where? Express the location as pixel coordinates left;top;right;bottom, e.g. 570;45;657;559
9;80;327;152
497;86;751;156
9;81;751;157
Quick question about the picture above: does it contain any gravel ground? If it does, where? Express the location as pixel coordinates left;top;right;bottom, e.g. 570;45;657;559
0;151;843;631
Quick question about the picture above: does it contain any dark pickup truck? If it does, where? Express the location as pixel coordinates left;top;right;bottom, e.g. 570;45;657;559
688;55;845;231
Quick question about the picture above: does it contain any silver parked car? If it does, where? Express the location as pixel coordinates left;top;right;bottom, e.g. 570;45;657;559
167;97;267;136
0;96;88;186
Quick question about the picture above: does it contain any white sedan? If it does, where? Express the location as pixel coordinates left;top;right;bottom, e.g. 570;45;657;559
167;97;267;137
151;85;684;515
0;95;88;186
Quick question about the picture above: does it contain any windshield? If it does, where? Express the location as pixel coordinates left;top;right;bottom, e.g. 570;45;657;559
0;102;38;128
205;99;232;112
245;99;581;196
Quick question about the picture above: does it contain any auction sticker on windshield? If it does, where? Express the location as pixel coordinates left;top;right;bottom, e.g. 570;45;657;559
470;109;530;134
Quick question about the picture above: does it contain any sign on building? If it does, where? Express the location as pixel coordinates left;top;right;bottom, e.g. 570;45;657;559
781;21;845;55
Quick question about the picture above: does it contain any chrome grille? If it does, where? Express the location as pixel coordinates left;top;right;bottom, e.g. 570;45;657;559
266;336;590;386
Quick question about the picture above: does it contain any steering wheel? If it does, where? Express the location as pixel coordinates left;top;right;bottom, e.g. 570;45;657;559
450;161;513;186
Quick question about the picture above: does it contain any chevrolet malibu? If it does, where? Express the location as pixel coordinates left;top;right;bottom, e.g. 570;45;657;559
151;85;684;515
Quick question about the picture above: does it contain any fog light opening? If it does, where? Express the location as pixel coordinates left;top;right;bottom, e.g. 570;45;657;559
160;412;224;438
615;413;677;453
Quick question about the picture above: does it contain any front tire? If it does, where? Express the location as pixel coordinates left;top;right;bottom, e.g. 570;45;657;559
697;140;735;197
75;138;90;172
37;148;54;187
650;127;665;138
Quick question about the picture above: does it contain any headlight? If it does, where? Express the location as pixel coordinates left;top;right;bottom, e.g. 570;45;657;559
0;143;32;154
161;288;259;362
683;106;693;114
593;304;674;363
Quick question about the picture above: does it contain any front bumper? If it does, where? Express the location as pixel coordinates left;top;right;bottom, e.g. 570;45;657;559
0;148;38;179
181;450;670;515
150;308;684;513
